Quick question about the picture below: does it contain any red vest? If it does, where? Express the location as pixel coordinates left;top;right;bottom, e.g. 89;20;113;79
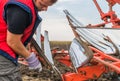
0;0;42;64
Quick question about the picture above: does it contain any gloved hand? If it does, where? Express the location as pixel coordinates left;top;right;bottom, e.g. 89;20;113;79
26;52;42;72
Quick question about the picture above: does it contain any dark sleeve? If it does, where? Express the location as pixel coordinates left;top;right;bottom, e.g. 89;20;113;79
5;5;30;34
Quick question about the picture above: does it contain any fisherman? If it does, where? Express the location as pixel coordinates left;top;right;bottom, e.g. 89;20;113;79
0;0;57;80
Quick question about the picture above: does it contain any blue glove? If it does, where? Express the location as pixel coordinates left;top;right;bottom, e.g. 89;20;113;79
26;52;42;72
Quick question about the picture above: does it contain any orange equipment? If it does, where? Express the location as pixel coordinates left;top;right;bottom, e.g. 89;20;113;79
52;49;72;67
61;2;120;79
87;0;120;28
18;0;120;80
49;40;120;81
62;47;120;81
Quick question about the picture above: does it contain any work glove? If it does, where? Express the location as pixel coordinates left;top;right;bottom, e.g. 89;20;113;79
26;52;42;72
